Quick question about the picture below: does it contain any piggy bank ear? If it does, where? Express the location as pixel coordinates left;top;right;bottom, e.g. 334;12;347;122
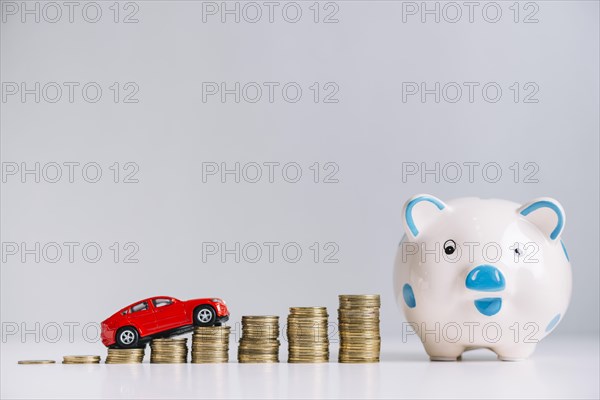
402;194;447;239
518;197;566;240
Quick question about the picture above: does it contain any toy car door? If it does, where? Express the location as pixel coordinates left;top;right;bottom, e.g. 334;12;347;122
152;298;187;330
126;300;157;336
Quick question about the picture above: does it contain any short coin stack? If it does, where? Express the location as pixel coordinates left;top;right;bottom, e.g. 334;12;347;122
105;348;145;364
338;294;381;363
287;307;329;363
62;355;101;364
238;316;280;363
150;338;188;363
191;326;231;363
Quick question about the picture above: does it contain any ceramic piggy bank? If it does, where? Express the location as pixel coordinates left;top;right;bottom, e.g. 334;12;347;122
394;194;572;361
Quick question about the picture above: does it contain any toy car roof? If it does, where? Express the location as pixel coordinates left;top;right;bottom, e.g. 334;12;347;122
118;296;180;312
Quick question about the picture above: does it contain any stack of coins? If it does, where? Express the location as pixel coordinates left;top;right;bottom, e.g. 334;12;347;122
287;307;329;363
238;316;280;363
191;326;231;363
105;348;145;364
338;294;381;363
62;355;101;364
150;338;188;363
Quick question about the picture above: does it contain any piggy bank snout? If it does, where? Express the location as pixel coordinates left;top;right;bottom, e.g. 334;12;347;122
465;265;506;292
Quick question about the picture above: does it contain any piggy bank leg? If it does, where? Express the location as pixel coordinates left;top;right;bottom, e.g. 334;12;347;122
423;342;465;361
493;343;537;361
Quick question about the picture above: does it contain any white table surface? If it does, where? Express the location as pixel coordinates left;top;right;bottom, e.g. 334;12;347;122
1;334;598;399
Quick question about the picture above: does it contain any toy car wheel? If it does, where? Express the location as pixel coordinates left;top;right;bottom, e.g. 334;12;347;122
116;327;139;348
194;305;216;326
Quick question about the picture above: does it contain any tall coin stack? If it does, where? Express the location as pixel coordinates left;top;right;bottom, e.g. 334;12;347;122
338;294;381;363
105;348;145;364
191;326;231;363
287;307;329;363
150;338;188;363
238;316;280;363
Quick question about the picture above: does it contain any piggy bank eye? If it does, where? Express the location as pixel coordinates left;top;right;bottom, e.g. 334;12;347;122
443;240;456;255
512;244;523;261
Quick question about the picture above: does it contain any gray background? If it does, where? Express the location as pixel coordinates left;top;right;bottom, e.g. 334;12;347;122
1;0;598;342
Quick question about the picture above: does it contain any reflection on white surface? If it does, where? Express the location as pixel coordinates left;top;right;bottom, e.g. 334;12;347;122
189;364;229;398
288;363;331;398
236;363;279;398
337;363;380;399
1;335;598;399
100;364;149;399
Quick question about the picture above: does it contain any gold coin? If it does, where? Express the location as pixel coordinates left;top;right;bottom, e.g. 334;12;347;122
62;361;101;364
194;326;231;330
239;346;279;353
289;351;330;355
339;295;380;302
62;355;101;364
289;309;328;313
18;360;55;365
63;355;101;360
339;299;381;308
340;343;381;350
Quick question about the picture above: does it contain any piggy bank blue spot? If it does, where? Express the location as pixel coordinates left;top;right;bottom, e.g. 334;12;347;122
474;297;502;316
403;284;416;308
546;314;561;332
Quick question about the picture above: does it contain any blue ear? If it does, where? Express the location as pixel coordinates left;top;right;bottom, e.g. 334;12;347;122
403;194;446;238
519;198;565;240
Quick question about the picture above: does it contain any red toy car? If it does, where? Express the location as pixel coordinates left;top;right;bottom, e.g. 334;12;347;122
101;296;229;348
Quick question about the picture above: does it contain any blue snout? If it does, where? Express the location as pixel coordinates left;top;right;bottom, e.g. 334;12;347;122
465;265;505;292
